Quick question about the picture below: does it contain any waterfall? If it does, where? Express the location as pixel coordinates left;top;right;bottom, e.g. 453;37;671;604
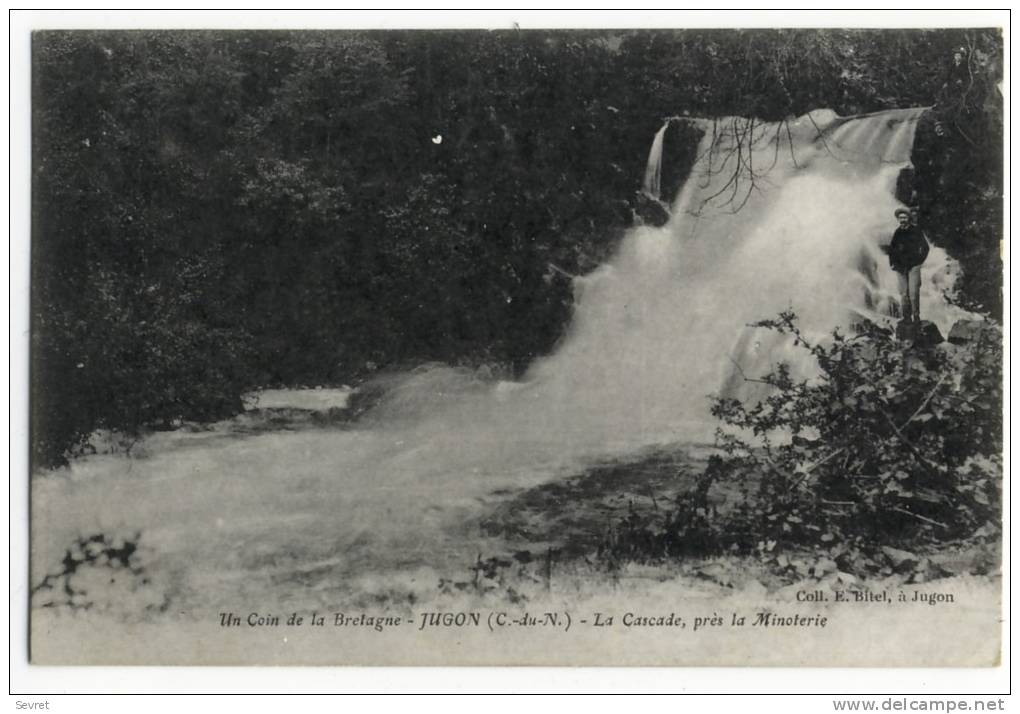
361;107;972;456
641;119;671;199
519;107;970;443
280;108;962;489
31;107;977;612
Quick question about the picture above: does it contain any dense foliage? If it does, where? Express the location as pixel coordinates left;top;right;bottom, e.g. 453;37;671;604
604;313;1002;577
32;29;1002;466
911;40;1004;319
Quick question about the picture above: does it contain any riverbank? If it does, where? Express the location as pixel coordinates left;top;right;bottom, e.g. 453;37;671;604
30;394;1000;665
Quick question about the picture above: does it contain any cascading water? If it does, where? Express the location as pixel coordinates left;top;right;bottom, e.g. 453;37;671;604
32;107;974;616
641;119;671;199
519;108;969;443
307;106;972;503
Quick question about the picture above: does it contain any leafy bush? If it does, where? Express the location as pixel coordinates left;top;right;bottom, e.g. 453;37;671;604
603;312;1002;576
31;260;257;467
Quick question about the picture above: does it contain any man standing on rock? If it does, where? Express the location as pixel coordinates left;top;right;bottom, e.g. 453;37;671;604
887;207;930;324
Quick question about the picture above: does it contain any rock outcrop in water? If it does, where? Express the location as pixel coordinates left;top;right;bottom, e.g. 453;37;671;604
947;319;990;345
634;191;671;227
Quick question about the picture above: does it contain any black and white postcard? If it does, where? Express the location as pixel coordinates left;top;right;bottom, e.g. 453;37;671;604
22;16;1006;668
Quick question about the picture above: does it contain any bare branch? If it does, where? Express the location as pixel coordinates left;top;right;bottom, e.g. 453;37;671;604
904;374;950;426
880;410;945;474
727;355;771;385
784;119;800;168
891;506;948;530
806;110;838;159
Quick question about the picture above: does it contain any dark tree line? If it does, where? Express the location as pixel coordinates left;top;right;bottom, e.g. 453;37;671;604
31;28;1002;467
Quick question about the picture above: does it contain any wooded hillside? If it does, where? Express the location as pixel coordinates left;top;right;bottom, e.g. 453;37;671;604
31;29;1003;467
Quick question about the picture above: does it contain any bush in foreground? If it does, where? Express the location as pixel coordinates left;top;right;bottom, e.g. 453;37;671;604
604;312;1002;578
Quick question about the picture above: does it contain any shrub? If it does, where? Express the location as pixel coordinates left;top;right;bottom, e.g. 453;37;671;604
603;311;1002;576
31;273;257;468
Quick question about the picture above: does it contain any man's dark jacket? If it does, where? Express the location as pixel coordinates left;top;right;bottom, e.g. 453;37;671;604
888;226;930;274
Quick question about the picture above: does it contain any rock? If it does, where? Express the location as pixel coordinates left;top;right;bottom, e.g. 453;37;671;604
812;557;838;577
914;320;945;348
693;561;734;587
634;191;671;227
895;167;915;205
881;546;920;573
927;553;971;577
896;319;944;348
947;319;987;345
907;558;934;584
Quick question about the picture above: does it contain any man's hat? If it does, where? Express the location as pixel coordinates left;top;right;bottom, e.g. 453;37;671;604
894;208;910;218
